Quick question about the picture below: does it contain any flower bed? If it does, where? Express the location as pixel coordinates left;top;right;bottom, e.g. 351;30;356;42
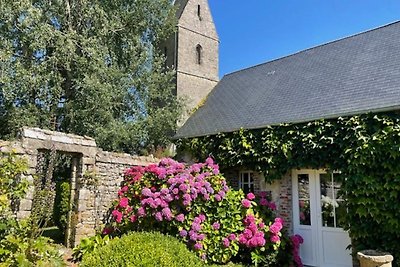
105;158;303;266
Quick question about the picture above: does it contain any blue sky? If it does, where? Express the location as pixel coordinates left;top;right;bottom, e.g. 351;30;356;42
208;1;400;77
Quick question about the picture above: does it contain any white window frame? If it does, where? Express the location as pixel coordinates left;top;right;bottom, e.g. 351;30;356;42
239;171;254;193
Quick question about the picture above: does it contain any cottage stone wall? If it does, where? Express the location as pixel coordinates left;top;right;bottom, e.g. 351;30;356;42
0;128;157;246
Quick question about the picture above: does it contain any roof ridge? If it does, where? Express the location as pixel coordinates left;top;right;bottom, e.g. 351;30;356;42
224;20;400;77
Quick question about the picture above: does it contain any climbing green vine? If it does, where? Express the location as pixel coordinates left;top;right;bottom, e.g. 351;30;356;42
177;112;400;263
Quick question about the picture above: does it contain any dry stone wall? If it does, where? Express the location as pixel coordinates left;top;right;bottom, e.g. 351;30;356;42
0;127;157;246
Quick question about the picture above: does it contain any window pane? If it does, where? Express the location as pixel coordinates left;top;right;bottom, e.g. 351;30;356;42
298;174;311;225
320;173;335;227
333;173;346;228
249;183;254;193
240;172;254;194
243;184;250;194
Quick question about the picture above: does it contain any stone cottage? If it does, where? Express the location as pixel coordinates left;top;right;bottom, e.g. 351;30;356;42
176;21;400;267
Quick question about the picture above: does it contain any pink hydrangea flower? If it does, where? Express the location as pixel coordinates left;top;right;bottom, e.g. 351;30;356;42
179;183;188;192
218;190;226;198
238;234;247;244
160;188;169;195
118;186;129;196
179;230;188;237
191;222;201;232
291;234;304;246
189;230;198;241
198;214;206;222
244;215;256;224
248;223;258;233
270;221;283;234
130;215;137;223
176;214;185;222
222;238;230;248
275;217;284;225
155;212;163;221
270;235;280;243
243;229;253;239
259;198;269;206
268;202;277;210
256;236;266;246
137;207;146;217
162;207;173;221
141;188;152;197
228;233;236;241
247;238;259;248
205;157;214;165
112;210;123;223
102;227;113;235
212;222;220;230
246;192;255;200
242;199;251;208
269;224;280;234
118;197;129;208
194;242;203;250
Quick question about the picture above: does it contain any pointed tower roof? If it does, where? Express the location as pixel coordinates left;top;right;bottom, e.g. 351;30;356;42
173;0;189;19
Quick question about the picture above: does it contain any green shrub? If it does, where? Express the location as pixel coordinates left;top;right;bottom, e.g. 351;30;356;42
80;232;206;267
0;151;65;266
72;234;110;262
53;181;71;232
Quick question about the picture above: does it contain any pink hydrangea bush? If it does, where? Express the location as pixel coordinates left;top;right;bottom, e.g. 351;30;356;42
105;157;303;266
291;234;304;267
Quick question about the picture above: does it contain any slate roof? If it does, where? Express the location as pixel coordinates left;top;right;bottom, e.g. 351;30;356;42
176;21;400;138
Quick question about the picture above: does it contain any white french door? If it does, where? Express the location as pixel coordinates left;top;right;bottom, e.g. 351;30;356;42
292;170;352;267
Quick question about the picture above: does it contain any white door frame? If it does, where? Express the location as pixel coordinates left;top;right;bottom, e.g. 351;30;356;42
292;169;352;267
292;169;319;266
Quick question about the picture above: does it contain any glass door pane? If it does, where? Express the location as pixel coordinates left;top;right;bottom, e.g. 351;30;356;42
320;173;345;228
298;174;311;225
333;173;346;228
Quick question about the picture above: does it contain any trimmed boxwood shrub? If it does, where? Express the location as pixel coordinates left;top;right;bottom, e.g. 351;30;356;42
80;232;206;267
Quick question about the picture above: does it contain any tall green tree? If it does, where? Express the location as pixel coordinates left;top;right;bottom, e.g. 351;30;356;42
0;0;182;154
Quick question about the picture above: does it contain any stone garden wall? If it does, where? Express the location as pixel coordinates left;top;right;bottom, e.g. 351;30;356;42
0;127;157;246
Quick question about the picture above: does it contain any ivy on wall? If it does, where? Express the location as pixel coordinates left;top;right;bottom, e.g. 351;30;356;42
177;112;400;263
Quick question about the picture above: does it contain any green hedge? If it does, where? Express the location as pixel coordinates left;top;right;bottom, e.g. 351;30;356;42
80;232;206;267
53;181;70;232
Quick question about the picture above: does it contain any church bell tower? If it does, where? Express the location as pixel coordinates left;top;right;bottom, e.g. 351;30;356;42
165;0;219;117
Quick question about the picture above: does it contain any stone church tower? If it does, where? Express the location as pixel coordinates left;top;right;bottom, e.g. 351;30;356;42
165;0;219;115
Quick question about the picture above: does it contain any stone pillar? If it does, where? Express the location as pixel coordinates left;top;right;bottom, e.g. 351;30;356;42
65;157;78;248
